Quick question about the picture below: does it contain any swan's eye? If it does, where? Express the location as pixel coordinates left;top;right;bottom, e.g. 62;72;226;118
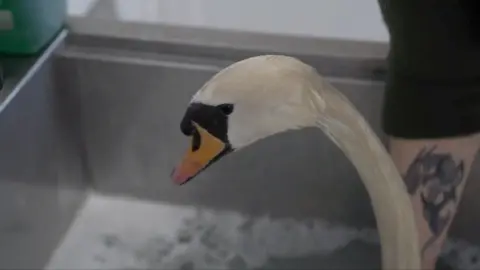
217;103;234;115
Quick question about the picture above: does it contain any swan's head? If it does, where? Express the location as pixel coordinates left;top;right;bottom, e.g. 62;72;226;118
172;55;324;184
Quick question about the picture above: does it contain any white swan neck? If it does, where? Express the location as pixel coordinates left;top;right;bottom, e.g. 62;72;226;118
310;82;421;270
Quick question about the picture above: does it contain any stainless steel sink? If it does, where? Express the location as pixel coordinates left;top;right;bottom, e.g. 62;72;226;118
1;27;480;269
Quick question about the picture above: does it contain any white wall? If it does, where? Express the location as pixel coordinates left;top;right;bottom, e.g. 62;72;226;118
69;0;390;42
198;0;390;42
67;0;98;16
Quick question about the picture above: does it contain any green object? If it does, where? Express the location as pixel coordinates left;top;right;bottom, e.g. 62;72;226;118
0;0;66;55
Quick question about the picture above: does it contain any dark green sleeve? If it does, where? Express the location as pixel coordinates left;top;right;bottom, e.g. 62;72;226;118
378;0;480;139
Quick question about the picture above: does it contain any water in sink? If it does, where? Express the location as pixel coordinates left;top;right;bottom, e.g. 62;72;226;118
46;193;480;270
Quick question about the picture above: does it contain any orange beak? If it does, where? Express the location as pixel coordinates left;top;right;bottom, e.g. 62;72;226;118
172;122;227;185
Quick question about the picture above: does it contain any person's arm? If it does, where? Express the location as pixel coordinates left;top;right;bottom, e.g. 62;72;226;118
389;137;479;268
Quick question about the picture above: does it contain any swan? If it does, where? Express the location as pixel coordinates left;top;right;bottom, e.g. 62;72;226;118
171;55;421;269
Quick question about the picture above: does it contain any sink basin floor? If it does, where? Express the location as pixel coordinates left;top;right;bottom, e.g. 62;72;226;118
45;193;479;270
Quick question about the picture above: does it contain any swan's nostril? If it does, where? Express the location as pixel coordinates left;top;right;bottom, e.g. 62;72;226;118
191;128;201;152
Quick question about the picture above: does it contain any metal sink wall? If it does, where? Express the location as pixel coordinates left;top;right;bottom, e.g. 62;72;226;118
54;34;480;245
0;32;87;269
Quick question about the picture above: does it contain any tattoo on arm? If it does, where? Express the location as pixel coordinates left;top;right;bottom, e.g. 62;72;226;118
403;145;465;256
